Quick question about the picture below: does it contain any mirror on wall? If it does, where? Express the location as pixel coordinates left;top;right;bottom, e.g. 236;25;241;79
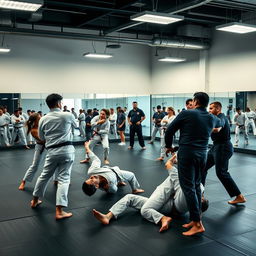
1;92;256;151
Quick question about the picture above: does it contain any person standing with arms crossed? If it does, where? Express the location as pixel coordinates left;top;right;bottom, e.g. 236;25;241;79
165;92;220;236
31;94;77;220
127;101;146;150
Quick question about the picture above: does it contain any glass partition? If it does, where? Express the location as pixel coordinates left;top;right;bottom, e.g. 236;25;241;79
1;92;256;152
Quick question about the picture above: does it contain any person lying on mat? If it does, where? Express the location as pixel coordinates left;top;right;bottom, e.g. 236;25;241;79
82;141;144;196
92;154;209;234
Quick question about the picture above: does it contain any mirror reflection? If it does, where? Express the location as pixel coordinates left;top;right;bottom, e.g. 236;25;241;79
1;92;255;151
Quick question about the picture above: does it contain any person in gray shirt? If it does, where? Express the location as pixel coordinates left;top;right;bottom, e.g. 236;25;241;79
92;155;208;233
31;94;77;220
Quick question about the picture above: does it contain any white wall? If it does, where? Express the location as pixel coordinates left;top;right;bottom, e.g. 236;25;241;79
151;49;202;94
0;34;151;94
208;31;256;93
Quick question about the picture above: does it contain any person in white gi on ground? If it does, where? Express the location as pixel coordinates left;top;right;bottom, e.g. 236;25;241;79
80;109;111;165
92;154;209;233
82;141;144;195
31;93;77;220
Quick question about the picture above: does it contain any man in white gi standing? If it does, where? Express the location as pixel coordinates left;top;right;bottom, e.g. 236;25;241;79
31;93;77;220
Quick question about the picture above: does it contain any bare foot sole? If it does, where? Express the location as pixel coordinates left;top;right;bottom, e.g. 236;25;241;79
159;216;172;233
133;189;145;194
18;181;26;190
31;200;42;208
80;159;90;164
182;225;205;236
56;211;73;220
118;181;127;187
104;160;110;165
182;221;193;229
92;209;110;225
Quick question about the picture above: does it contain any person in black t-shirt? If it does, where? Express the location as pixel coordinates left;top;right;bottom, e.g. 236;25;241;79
202;101;246;205
85;109;93;141
127;101;146;150
149;105;165;144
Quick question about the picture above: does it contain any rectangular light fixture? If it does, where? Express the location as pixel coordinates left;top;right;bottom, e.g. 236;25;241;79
0;0;43;12
83;53;113;59
131;11;184;25
158;57;186;62
0;47;11;53
216;22;256;34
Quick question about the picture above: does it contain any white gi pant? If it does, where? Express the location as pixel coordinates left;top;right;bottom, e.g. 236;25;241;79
79;121;86;137
6;125;12;142
245;119;256;136
110;123;118;138
0;127;10;146
90;134;109;160
235;125;248;144
160;129;166;158
11;127;27;146
151;126;161;142
23;144;45;182
33;152;74;207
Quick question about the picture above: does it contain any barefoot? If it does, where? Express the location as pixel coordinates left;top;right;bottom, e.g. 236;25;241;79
56;211;73;220
228;194;247;205
159;216;172;233
156;157;164;161
19;180;26;190
118;181;127;187
182;222;205;236
80;159;90;164
128;146;133;150
31;199;42;208
182;221;193;228
132;189;145;194
25;145;30;149
92;209;111;225
104;160;110;165
141;147;146;150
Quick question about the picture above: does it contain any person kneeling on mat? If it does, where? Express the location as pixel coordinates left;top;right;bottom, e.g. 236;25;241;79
92;154;209;233
82;141;144;195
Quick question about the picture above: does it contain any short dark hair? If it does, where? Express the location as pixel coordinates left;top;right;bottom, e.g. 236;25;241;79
202;199;209;213
156;105;161;109
236;107;241;111
186;98;193;105
87;109;92;115
93;108;97;111
210;101;222;109
45;94;63;109
133;101;137;104
0;106;4;111
193;92;209;108
18;107;22;111
82;182;97;196
101;108;110;118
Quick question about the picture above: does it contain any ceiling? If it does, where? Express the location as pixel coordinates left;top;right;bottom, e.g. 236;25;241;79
1;0;256;46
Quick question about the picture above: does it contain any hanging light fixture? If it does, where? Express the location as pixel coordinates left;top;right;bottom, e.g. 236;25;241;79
158;57;186;62
83;41;113;59
0;34;11;53
131;11;184;25
216;22;256;34
0;0;43;12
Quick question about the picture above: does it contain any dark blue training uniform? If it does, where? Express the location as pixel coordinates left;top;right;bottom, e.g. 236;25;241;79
165;107;220;222
202;113;241;197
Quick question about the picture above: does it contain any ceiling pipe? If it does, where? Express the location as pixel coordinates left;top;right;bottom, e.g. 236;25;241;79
0;26;210;50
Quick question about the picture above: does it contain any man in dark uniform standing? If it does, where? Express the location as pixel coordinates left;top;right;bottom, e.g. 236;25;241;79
165;92;220;236
127;101;146;150
202;102;246;205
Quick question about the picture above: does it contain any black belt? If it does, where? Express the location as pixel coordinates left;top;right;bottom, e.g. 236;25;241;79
46;141;73;149
103;166;121;182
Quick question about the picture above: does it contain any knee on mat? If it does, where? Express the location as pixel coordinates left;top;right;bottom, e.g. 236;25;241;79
140;205;149;217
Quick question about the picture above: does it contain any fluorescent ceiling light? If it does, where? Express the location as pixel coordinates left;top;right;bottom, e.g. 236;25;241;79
216;22;256;34
83;53;113;59
158;57;186;62
1;98;8;100
131;11;184;25
0;47;10;53
11;97;19;100
0;0;43;12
